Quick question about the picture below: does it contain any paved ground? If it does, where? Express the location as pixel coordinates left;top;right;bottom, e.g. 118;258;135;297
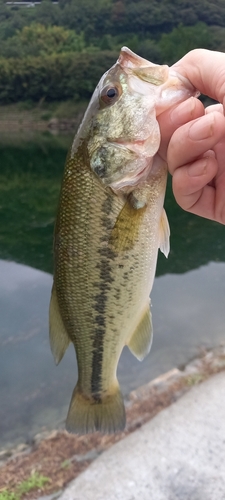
57;371;225;500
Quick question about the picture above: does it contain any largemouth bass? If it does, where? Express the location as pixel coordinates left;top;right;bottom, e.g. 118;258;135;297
49;47;197;434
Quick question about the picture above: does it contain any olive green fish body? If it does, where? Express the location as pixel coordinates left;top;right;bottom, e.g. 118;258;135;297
49;47;198;433
51;141;167;432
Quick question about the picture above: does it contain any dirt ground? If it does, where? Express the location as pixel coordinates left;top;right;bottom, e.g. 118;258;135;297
0;346;224;500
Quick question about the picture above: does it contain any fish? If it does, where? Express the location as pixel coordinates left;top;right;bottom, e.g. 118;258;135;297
49;47;198;434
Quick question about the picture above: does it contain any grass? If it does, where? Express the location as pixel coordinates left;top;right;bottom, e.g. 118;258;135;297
185;373;205;386
0;472;51;500
0;492;17;500
61;459;72;469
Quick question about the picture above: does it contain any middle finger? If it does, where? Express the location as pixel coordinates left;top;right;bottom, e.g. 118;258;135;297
167;111;225;175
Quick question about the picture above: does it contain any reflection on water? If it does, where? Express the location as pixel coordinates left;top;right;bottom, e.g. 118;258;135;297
0;132;72;273
0;260;224;450
0;132;225;275
0;132;224;450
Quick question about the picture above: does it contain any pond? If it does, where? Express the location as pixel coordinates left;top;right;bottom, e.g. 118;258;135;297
0;131;224;451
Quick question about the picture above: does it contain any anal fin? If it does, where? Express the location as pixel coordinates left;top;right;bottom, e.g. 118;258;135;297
49;284;70;365
127;304;153;361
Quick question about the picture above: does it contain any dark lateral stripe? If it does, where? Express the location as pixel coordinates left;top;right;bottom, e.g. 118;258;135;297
91;195;116;399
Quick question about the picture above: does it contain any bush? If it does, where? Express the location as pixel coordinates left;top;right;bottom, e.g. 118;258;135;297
0;50;118;103
159;22;215;64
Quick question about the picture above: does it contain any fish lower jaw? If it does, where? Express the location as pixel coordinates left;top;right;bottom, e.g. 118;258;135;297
169;70;200;97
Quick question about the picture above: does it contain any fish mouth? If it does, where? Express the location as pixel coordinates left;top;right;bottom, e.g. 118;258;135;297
118;47;199;96
118;46;169;86
169;69;200;97
118;46;152;69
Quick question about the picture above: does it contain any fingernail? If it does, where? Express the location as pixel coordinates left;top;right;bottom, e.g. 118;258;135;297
188;158;208;177
170;97;196;125
188;114;214;141
203;149;216;159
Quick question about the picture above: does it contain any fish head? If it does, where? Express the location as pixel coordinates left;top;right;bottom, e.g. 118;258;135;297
85;47;198;192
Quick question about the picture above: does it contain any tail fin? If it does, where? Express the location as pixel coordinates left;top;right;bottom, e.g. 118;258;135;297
66;384;126;434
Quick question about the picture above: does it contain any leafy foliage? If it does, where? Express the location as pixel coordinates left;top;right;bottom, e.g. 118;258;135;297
1;0;225;40
0;23;87;58
159;22;214;64
0;50;118;103
0;0;224;103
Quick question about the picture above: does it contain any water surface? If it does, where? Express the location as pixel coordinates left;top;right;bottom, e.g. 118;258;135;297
0;132;224;450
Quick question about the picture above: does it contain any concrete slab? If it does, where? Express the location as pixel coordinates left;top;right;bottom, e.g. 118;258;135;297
58;372;225;500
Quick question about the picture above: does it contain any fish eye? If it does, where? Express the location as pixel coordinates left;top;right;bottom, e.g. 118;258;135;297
106;88;117;98
101;85;120;105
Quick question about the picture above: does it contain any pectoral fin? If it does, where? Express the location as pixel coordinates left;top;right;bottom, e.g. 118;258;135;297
127;304;153;361
159;208;170;258
49;284;70;365
110;199;146;253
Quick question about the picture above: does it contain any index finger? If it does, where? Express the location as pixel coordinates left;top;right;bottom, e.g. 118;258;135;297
172;49;225;105
167;111;225;174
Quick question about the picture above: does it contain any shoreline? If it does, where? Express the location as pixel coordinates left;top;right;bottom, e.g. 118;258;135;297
0;102;87;134
0;117;82;133
0;345;225;499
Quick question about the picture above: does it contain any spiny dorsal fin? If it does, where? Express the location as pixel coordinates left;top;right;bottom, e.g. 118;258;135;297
159;208;170;258
49;284;70;365
126;303;153;361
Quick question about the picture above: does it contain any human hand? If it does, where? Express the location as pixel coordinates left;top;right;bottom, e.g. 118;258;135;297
158;49;225;224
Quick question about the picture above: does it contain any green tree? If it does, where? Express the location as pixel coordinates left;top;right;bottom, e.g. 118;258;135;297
0;23;87;58
208;25;225;53
0;51;118;103
159;22;214;64
32;0;58;26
